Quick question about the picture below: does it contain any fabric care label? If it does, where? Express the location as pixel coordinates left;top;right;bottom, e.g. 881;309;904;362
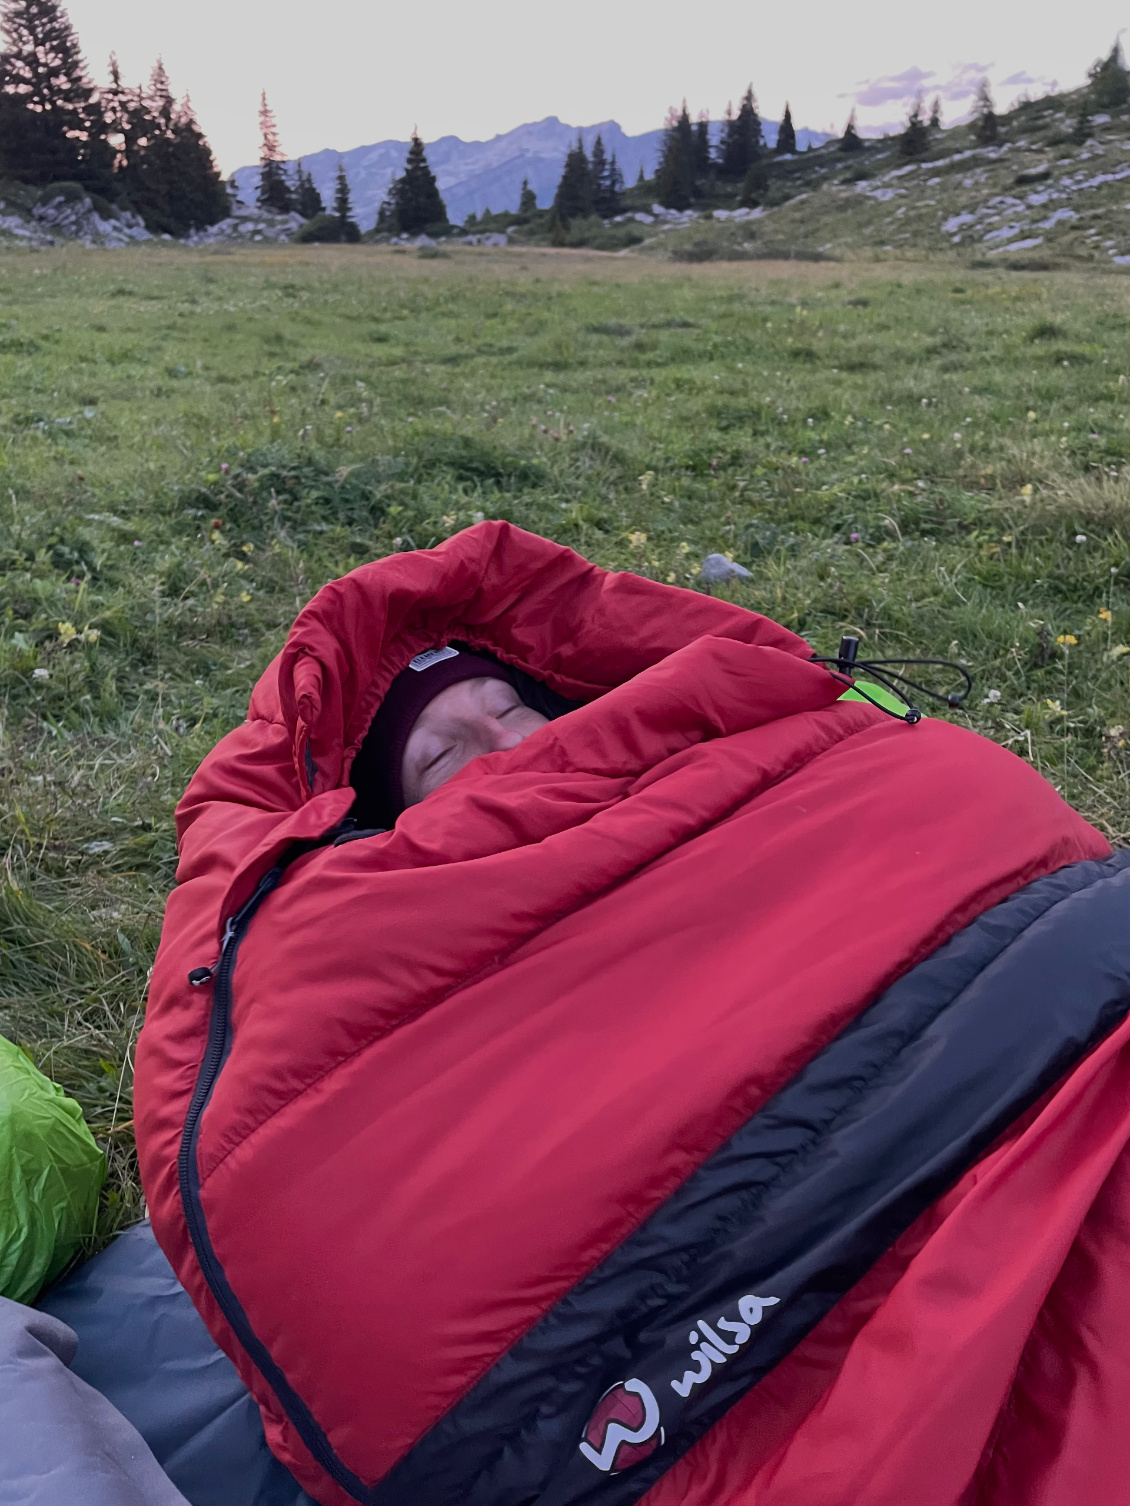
408;647;460;672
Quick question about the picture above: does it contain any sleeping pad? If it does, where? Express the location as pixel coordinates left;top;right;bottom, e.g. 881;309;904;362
136;521;1130;1506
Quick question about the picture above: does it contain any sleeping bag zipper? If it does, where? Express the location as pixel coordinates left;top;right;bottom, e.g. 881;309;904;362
174;825;381;1505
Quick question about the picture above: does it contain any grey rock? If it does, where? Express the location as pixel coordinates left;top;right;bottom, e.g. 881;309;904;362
700;553;753;584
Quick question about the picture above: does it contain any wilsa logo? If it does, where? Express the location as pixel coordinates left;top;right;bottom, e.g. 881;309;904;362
578;1379;664;1473
578;1294;780;1474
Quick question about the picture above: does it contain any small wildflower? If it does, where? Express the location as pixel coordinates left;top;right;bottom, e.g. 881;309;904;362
1027;410;1037;422
241;542;254;554
638;471;655;492
1020;484;1033;497
1099;608;1112;622
666;572;677;583
1075;534;1087;544
335;410;344;419
1056;634;1078;646
81;627;100;644
628;531;648;550
1091;432;1100;439
1107;644;1130;660
800;456;809;464
133;540;142;547
441;514;456;529
953;432;963;442
211;518;223;530
57;621;77;643
239;592;252;603
1046;698;1067;714
921;432;931;439
220;462;230;474
32;667;49;679
983;689;1002;704
903;447;913;454
678;541;691;554
849;531;862;543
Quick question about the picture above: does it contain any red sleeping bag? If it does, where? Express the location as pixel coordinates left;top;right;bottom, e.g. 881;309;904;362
136;522;1130;1506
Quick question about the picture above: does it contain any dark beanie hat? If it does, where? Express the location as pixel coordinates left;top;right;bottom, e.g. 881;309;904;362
349;647;515;827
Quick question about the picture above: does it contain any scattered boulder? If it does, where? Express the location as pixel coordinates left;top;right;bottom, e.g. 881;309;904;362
700;553;753;584
182;201;306;246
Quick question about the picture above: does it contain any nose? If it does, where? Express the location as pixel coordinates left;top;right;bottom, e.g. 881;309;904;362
486;717;526;753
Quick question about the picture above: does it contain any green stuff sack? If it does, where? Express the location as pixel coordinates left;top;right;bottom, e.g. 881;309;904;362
0;1034;105;1303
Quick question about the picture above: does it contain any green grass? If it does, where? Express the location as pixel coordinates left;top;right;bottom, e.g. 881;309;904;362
2;243;1129;1246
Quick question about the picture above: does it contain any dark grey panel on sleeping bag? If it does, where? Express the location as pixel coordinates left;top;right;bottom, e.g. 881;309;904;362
38;1221;315;1506
0;1297;189;1506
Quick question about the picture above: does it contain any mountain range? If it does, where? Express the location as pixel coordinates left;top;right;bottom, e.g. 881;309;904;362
231;115;831;228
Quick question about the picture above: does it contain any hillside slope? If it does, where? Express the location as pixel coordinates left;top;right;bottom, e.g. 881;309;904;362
645;95;1130;268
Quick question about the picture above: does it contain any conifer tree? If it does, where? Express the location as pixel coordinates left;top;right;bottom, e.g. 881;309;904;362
518;176;537;216
739;159;769;207
656;101;695;209
929;95;942;130
0;0;112;189
899;96;929;158
719;85;762;179
974;80;998;145
636;163;646;186
295;162;324;218
839;108;864;153
693;110;711;180
332;159;360;240
590;133;610;216
257;92;293;212
1072;98;1094;144
1088;41;1130;109
775;102;796;155
107;58;226;234
390;131;448;233
607;151;624;213
553;135;593;223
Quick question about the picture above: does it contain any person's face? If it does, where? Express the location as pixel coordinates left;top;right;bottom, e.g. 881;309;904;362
400;676;549;808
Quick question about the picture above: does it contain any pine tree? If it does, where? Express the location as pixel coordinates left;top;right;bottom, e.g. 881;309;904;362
106;59;226;234
390;131;447;233
974;80;998;145
1072;98;1094;144
257;91;293;212
775;102;796;156
899;96;930;158
164;92;228;231
332;160;360;241
719;85;763;179
929;95;942;130
1088;41;1130;109
0;0;112;189
518;177;537;216
636;163;646;187
606;151;624;214
656;101;695;209
839;108;864;153
294;162;324;218
693;110;711;180
590;133;610;217
553;135;593;223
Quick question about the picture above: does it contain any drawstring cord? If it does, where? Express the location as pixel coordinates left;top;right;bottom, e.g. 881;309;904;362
811;636;973;726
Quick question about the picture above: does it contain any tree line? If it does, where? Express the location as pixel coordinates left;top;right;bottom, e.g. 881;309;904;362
0;0;227;235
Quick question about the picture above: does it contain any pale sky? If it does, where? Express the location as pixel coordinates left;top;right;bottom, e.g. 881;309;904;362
66;1;1128;174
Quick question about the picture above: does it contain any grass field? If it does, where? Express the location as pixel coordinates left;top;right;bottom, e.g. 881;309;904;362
2;242;1129;1242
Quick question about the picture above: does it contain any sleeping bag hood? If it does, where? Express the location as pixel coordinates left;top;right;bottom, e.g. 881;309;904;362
136;522;1130;1506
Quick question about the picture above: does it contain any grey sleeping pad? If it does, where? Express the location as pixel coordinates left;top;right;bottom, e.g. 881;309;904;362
38;1221;315;1506
0;1296;189;1506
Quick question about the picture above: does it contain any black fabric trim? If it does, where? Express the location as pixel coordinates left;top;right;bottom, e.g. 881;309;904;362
370;852;1130;1506
179;849;1130;1506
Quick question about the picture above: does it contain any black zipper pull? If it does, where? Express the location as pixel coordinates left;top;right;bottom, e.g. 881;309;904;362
187;915;237;987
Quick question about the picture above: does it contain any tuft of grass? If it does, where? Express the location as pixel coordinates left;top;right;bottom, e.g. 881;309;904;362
1;244;1129;1241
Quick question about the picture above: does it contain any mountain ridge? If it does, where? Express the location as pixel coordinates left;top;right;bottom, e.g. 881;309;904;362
231;114;831;227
